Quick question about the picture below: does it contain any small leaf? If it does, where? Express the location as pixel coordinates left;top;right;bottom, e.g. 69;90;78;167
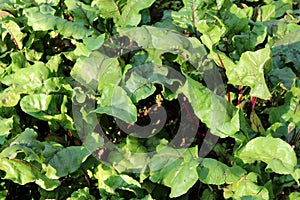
0;117;13;145
67;187;96;200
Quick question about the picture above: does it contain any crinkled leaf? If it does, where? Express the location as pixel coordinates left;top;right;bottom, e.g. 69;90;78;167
20;94;61;120
0;90;20;107
107;136;148;172
212;48;272;100
93;0;122;19
223;172;269;199
233;22;267;54
238;137;297;174
24;7;93;39
198;158;246;185
0;128;44;162
96;85;137;124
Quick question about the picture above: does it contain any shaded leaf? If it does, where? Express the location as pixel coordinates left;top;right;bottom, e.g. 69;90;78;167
45;146;90;178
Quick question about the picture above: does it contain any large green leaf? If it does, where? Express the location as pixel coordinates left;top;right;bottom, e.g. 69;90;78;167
95;163;145;198
198;158;246;185
181;76;240;138
71;51;122;91
45;146;90;178
149;146;199;198
0;158;60;190
94;0;155;27
238;137;297;174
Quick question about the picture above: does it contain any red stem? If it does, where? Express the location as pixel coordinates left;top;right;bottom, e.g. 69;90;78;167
294;99;300;114
237;86;243;106
251;97;257;111
191;2;199;38
217;54;230;103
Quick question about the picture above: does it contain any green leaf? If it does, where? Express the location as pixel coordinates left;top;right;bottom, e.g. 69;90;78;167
20;94;61;120
267;91;300;127
198;158;246;185
106;136;148;173
116;0;155;27
1;19;26;49
93;0;121;19
238;137;297;174
223;172;269;200
1;63;49;93
0;128;44;163
250;110;265;134
233;22;268;54
65;0;98;25
24;7;93;39
212;48;272;100
95;163;145;198
71;51;121;91
261;0;293;21
0;157;60;190
96;85;137;124
45;146;90;178
181;76;240;137
149;146;199;198
223;4;249;36
0;116;13;145
269;67;296;90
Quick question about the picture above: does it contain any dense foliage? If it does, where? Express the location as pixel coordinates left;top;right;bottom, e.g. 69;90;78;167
0;0;300;199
